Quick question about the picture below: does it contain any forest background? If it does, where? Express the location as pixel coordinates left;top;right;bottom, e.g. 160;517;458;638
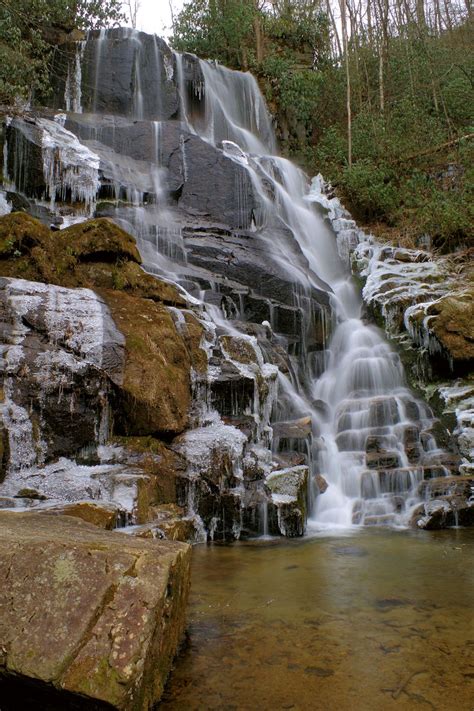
0;0;472;250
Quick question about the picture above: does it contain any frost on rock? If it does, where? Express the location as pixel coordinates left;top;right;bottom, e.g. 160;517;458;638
175;414;248;479
0;278;125;477
438;381;474;474
38;118;100;213
4;278;125;382
0;457;145;523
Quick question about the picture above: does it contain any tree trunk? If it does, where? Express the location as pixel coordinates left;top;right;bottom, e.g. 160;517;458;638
340;0;352;167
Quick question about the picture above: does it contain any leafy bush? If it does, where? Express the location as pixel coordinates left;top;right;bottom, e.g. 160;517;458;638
340;160;398;221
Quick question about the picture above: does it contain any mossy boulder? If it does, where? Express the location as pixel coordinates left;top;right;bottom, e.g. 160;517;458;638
0;213;185;306
61;218;142;264
0;212;51;257
0;511;191;710
0;213;200;441
105;291;192;437
428;289;474;363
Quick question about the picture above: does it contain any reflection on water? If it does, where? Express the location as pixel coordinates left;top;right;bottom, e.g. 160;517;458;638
161;529;474;710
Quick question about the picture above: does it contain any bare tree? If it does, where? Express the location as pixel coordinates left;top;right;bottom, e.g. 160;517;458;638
124;0;141;28
340;0;353;166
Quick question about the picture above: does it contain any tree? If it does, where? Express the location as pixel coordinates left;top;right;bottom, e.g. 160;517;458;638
0;0;124;103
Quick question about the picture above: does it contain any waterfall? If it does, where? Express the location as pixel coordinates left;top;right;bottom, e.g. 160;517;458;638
1;27;450;535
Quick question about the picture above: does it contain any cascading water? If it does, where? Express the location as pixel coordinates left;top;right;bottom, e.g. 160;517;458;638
1;27;451;535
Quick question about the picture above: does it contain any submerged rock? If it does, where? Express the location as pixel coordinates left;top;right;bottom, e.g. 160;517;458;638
0;511;191;709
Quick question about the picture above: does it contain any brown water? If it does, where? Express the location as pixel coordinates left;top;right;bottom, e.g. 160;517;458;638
160;528;474;711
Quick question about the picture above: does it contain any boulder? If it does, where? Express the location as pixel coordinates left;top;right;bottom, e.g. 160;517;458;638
315;473;329;494
105;291;192;437
0;511;190;710
0;277;125;469
428;289;474;365
266;465;308;537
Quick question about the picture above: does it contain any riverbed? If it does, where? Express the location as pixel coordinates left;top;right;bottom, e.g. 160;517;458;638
161;528;474;710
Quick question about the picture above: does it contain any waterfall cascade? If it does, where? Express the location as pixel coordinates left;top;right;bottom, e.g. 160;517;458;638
0;27;455;536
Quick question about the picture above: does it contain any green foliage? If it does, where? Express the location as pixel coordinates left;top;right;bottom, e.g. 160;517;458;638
0;0;124;103
340;160;398;221
171;0;473;248
171;0;258;68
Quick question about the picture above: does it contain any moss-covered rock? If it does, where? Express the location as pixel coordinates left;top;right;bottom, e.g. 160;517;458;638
428;289;474;363
0;511;191;710
105;291;192;437
0;212;51;257
0;213;199;441
0;213;186;306
61;218;142;264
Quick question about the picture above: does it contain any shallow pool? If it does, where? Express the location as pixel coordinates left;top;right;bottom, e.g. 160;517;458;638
161;528;474;710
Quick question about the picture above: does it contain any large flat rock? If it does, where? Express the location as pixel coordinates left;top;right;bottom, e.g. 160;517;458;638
0;511;191;709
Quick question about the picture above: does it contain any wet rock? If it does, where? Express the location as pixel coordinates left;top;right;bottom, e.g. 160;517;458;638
0;511;190;709
266;465;308;537
4;119;45;198
366;450;401;470
272;452;307;469
418;475;474;499
368;397;400;427
272;417;312;440
314;473;328;493
421;451;461;475
410;475;474;529
76;29;180;120
170;133;257;229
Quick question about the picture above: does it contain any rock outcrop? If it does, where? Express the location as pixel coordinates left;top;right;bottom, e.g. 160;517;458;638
0;511;191;710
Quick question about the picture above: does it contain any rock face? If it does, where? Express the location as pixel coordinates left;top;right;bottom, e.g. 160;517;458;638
0;511;191;709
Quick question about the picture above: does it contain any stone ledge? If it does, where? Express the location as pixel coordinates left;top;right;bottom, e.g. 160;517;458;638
0;511;191;710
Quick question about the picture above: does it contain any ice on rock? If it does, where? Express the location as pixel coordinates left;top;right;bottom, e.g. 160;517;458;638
37;118;100;213
175;414;248;479
4;278;125;383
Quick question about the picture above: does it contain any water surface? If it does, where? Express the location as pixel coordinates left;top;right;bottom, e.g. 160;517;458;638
161;529;474;710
